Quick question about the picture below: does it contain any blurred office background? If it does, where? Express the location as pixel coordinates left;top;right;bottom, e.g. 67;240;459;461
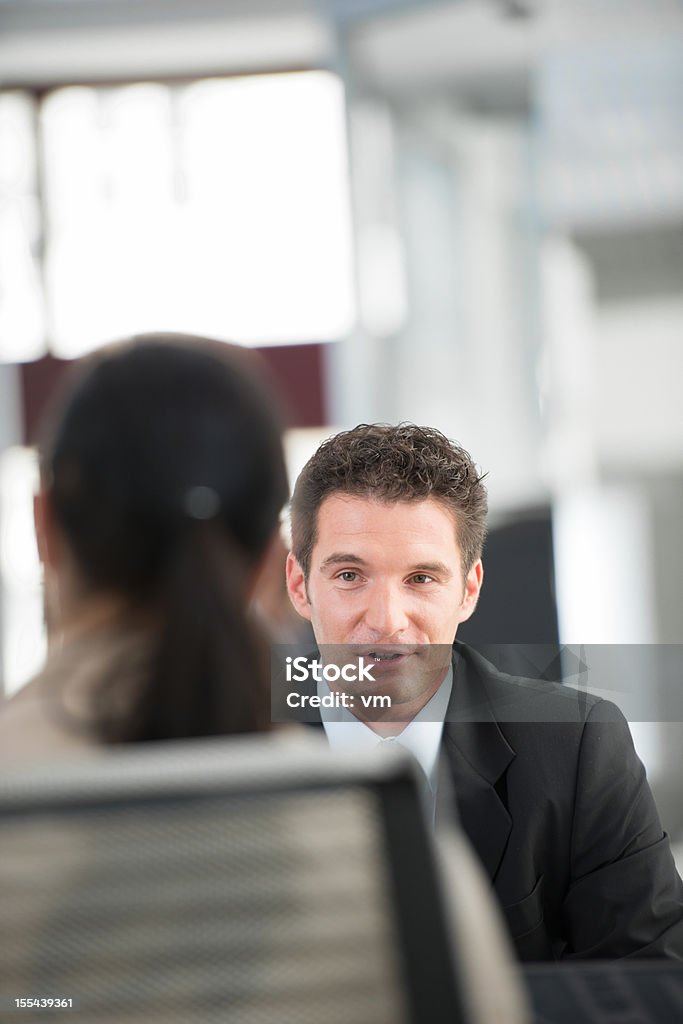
0;0;682;844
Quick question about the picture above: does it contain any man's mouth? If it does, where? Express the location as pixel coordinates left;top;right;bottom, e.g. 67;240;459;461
357;647;418;666
367;651;403;663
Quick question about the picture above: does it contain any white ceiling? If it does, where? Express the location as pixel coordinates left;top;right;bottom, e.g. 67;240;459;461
0;0;330;86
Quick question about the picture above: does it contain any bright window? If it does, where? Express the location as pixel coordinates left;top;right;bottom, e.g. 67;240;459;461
0;93;46;362
1;71;355;362
0;447;45;696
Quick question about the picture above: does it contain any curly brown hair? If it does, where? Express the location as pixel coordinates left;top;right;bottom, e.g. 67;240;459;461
290;423;488;580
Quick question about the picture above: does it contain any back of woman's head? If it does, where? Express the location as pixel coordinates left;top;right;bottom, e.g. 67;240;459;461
40;334;289;743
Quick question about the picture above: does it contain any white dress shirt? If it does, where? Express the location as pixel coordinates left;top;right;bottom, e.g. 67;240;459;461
318;665;453;822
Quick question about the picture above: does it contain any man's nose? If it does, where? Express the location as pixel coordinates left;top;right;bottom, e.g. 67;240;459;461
362;584;410;639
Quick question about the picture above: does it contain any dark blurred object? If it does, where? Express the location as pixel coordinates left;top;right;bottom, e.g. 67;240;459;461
20;340;329;445
497;0;538;20
457;508;562;681
523;961;683;1024
20;352;70;448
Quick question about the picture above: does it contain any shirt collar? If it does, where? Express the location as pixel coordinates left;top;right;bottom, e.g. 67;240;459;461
319;664;453;790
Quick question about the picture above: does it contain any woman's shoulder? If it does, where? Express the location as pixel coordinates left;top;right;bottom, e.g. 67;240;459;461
0;674;98;765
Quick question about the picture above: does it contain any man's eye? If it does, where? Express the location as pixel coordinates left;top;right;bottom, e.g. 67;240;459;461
410;574;434;585
337;571;358;582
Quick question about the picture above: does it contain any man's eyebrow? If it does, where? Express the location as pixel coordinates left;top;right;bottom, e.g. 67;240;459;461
319;553;369;572
409;562;453;578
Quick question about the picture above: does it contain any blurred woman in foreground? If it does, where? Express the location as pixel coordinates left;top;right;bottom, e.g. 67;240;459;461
0;334;529;1023
0;333;289;758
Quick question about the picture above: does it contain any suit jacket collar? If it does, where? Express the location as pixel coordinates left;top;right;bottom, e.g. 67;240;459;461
440;643;515;881
446;643;516;781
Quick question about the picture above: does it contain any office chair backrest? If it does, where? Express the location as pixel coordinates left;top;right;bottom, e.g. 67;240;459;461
0;737;467;1024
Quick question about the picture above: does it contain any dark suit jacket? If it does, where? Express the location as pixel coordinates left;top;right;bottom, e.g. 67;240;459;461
439;643;683;961
304;642;683;961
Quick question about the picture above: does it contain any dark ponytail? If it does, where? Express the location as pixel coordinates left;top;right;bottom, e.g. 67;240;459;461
99;524;270;743
40;334;288;744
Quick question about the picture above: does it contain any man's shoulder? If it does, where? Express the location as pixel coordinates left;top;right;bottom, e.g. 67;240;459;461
452;642;619;726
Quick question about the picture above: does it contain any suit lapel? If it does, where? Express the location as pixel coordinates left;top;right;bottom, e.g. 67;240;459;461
441;645;515;882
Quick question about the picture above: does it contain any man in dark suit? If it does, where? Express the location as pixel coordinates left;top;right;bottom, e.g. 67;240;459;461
285;423;683;961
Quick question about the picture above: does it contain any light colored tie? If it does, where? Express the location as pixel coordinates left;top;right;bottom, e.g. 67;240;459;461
377;736;434;823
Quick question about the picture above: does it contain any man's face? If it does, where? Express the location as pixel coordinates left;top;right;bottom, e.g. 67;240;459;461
286;494;483;715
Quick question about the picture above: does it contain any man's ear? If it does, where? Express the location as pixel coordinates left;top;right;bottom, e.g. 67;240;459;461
249;531;286;602
457;559;484;625
285;551;312;622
